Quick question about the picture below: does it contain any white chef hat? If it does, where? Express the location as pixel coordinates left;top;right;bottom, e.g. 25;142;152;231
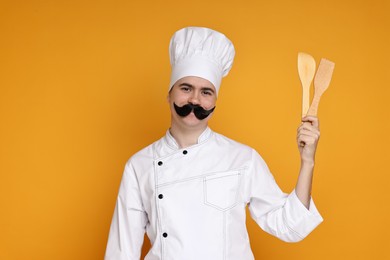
168;27;235;95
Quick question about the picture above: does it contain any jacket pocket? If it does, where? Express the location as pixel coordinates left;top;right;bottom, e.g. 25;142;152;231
203;170;241;211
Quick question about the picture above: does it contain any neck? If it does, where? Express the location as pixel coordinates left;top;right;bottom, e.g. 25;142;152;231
169;123;208;149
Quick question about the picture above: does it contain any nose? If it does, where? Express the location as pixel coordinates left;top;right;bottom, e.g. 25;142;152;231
188;91;200;105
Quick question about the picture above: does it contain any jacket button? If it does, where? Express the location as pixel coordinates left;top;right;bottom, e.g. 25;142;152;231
162;232;168;238
183;150;188;155
158;161;163;166
158;194;163;199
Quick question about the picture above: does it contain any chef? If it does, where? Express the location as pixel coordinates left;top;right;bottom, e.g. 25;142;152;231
105;27;323;260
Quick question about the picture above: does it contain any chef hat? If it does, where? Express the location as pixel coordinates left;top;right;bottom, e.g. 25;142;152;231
168;27;235;95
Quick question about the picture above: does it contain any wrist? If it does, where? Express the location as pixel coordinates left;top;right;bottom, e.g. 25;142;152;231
301;159;315;168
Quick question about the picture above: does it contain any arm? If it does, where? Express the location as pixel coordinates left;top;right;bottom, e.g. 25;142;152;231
295;116;321;209
105;161;148;260
247;134;323;242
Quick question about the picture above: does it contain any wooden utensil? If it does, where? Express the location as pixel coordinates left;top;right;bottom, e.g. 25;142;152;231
307;58;335;116
298;52;316;117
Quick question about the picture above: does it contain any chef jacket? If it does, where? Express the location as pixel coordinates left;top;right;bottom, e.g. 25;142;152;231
105;127;323;260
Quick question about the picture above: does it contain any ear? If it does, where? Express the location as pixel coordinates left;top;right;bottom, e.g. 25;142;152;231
166;93;171;104
167;85;174;103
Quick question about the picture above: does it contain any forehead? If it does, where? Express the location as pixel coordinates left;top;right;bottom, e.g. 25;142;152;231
174;76;216;91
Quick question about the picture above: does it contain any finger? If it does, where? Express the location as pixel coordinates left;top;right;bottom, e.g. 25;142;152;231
298;125;320;136
297;135;318;147
297;128;319;136
297;124;320;136
297;129;320;142
297;130;320;141
301;117;319;129
302;116;320;128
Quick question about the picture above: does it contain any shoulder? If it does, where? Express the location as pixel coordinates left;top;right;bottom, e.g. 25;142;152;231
210;131;263;164
213;131;255;153
125;135;165;167
213;130;268;162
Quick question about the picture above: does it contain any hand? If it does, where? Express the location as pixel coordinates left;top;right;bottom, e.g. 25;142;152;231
297;116;320;164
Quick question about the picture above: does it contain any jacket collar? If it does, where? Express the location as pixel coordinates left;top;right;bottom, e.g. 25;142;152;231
165;127;212;150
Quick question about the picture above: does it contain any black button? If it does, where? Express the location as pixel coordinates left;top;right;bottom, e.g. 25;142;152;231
162;232;168;238
183;150;188;155
158;194;163;199
158;161;163;166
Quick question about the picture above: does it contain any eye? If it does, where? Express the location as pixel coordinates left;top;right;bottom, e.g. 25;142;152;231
181;86;191;92
202;90;213;96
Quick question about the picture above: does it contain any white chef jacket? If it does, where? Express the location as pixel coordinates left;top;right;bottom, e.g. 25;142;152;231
105;127;323;260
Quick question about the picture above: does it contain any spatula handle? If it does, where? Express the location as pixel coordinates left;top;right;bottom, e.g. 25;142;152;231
302;88;310;117
307;95;321;116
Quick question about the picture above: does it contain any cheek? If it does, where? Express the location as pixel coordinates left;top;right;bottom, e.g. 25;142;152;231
168;93;182;105
174;97;189;106
204;98;217;109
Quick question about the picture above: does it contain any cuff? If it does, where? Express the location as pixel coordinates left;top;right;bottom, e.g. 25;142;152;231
284;189;324;238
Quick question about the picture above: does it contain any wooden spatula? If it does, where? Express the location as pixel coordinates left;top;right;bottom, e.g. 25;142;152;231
307;58;335;116
298;52;316;117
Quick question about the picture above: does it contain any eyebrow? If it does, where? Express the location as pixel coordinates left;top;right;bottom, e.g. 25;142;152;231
179;83;194;88
178;83;215;93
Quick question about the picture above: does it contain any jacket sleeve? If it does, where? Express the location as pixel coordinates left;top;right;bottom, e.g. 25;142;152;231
105;160;148;260
246;150;323;242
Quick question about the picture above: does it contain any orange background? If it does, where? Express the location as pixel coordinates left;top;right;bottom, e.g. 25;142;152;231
1;0;389;259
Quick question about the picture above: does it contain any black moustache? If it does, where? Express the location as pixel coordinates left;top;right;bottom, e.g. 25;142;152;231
174;103;216;120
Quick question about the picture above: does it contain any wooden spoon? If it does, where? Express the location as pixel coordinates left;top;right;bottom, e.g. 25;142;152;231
307;58;335;116
298;52;316;117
